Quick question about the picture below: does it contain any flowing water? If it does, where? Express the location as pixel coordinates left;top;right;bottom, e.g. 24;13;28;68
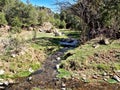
5;46;120;90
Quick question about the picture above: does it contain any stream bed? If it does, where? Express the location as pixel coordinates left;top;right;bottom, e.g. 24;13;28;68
4;40;120;90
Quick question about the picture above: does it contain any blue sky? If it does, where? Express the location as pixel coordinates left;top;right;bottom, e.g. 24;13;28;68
21;0;74;12
21;0;61;12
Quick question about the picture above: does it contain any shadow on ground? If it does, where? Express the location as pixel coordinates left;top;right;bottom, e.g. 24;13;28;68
30;37;63;47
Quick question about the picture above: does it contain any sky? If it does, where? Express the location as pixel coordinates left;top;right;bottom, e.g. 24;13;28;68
21;0;74;12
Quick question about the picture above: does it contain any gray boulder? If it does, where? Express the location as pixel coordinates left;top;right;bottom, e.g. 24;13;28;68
99;38;110;45
54;30;62;36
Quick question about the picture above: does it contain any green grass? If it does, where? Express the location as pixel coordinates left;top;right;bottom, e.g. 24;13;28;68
59;29;80;39
0;29;78;80
0;48;43;79
1;29;119;83
30;63;41;70
14;71;31;78
58;39;120;81
112;63;120;70
31;87;41;90
97;64;110;70
30;31;70;54
107;78;118;83
57;69;71;79
62;41;120;63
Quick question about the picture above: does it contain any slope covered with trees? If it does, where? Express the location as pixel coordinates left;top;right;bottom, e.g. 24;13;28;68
58;0;120;43
0;0;67;33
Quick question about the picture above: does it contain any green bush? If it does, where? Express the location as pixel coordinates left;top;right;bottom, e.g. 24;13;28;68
54;19;61;28
0;12;7;25
10;26;21;34
59;20;66;29
57;69;71;79
5;35;24;56
10;17;22;27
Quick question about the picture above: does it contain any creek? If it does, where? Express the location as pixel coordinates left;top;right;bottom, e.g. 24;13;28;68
4;39;120;90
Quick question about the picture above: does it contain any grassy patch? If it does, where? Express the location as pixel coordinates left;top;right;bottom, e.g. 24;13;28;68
59;29;80;39
107;78;118;83
59;39;120;82
97;64;110;70
0;46;45;79
31;87;41;90
14;71;31;78
0;29;77;80
112;63;120;70
30;63;41;70
57;69;71;79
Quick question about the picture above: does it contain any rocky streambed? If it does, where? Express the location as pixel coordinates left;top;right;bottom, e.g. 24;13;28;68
4;47;72;90
1;39;120;90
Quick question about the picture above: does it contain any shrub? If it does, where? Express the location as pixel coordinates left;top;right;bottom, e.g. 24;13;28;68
0;12;7;25
59;20;66;29
10;26;21;34
54;19;61;28
10;17;22;27
5;35;25;56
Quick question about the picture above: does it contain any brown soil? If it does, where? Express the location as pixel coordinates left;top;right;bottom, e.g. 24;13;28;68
90;49;120;63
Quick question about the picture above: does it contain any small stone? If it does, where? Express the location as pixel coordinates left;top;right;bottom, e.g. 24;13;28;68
0;70;5;75
99;39;110;45
28;76;32;81
103;72;107;76
11;54;16;58
61;88;66;90
92;75;98;79
0;86;5;89
104;39;109;45
103;78;107;81
4;81;9;86
81;74;86;80
62;83;66;87
29;68;34;73
116;70;120;73
0;79;4;81
56;64;59;69
61;83;66;90
56;57;61;61
92;44;100;48
0;82;3;85
112;75;120;82
8;79;14;84
54;31;62;36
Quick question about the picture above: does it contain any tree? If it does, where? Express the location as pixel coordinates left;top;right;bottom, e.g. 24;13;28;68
10;17;22;27
54;19;61;28
26;5;38;25
60;11;66;21
5;0;23;26
59;20;66;29
37;10;49;25
57;0;120;43
54;13;60;19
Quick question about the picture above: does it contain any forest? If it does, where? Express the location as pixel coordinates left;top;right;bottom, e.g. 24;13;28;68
0;0;120;90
